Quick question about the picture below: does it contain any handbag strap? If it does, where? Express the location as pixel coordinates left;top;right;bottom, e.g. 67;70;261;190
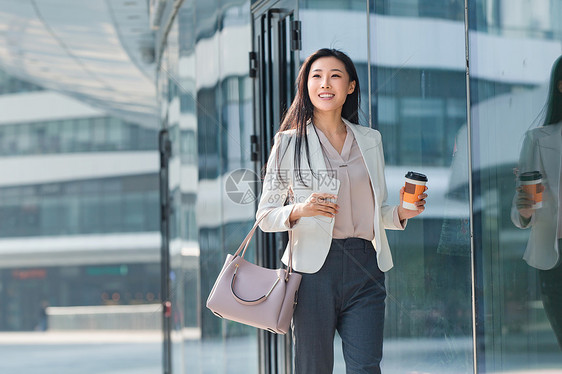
233;208;296;276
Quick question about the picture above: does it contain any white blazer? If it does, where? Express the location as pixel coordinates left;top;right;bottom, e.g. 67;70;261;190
511;123;561;270
256;119;405;274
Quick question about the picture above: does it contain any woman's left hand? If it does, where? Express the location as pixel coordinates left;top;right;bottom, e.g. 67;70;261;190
397;186;428;221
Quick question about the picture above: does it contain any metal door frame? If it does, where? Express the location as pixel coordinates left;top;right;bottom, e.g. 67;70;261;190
250;1;299;372
159;127;172;374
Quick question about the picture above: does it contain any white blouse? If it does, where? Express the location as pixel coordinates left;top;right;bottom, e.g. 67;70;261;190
314;122;377;241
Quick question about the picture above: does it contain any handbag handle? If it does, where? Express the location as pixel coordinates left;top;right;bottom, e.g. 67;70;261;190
232;208;296;278
230;263;282;305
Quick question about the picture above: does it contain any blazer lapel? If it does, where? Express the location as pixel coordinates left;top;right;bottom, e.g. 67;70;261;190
305;122;328;172
304;123;339;194
346;120;378;155
346;119;379;196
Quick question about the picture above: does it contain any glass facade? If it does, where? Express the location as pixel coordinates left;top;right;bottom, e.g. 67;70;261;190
0;117;157;156
0;175;159;237
0;57;160;374
368;6;473;373
468;0;562;371
0;2;162;372
0;0;562;374
157;0;257;372
3;0;561;372
155;0;562;373
297;1;472;371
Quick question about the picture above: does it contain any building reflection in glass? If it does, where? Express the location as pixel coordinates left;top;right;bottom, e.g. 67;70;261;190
511;55;562;350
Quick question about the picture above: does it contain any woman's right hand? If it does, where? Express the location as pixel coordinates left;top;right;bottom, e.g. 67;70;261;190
290;193;339;222
515;187;536;219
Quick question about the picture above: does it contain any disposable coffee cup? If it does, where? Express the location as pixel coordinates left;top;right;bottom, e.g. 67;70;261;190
520;171;543;209
403;171;428;210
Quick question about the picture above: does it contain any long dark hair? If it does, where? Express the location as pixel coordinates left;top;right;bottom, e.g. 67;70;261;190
274;48;361;187
543;55;562;126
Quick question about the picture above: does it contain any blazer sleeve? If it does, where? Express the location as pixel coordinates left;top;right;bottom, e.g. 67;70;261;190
376;133;407;230
511;129;538;229
255;132;300;232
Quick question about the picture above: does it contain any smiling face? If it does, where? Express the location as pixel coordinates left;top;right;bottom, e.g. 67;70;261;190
307;56;356;116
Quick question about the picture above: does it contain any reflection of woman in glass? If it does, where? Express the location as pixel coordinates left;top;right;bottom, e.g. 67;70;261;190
512;55;562;348
256;49;427;373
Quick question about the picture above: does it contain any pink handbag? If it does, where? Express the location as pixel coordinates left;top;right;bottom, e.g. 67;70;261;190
206;210;302;334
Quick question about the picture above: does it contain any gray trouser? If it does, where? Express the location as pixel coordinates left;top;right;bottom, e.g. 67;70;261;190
292;237;386;374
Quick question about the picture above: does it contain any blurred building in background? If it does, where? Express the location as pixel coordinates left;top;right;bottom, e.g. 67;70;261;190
0;68;161;331
0;0;162;333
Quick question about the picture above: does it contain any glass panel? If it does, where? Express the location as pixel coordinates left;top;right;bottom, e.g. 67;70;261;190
298;0;474;371
368;1;474;372
40;196;65;236
16;123;32;155
60;119;75;153
468;0;562;372
0;118;158;157
301;0;371;124
0;176;158;237
160;0;257;373
3;126;16;155
46;121;61;153
372;0;465;20
297;0;474;371
75;118;92;152
107;117;124;151
123;192;144;231
91;117;108;151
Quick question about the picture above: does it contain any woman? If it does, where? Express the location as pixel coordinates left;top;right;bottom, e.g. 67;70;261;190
512;55;562;348
256;48;427;373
